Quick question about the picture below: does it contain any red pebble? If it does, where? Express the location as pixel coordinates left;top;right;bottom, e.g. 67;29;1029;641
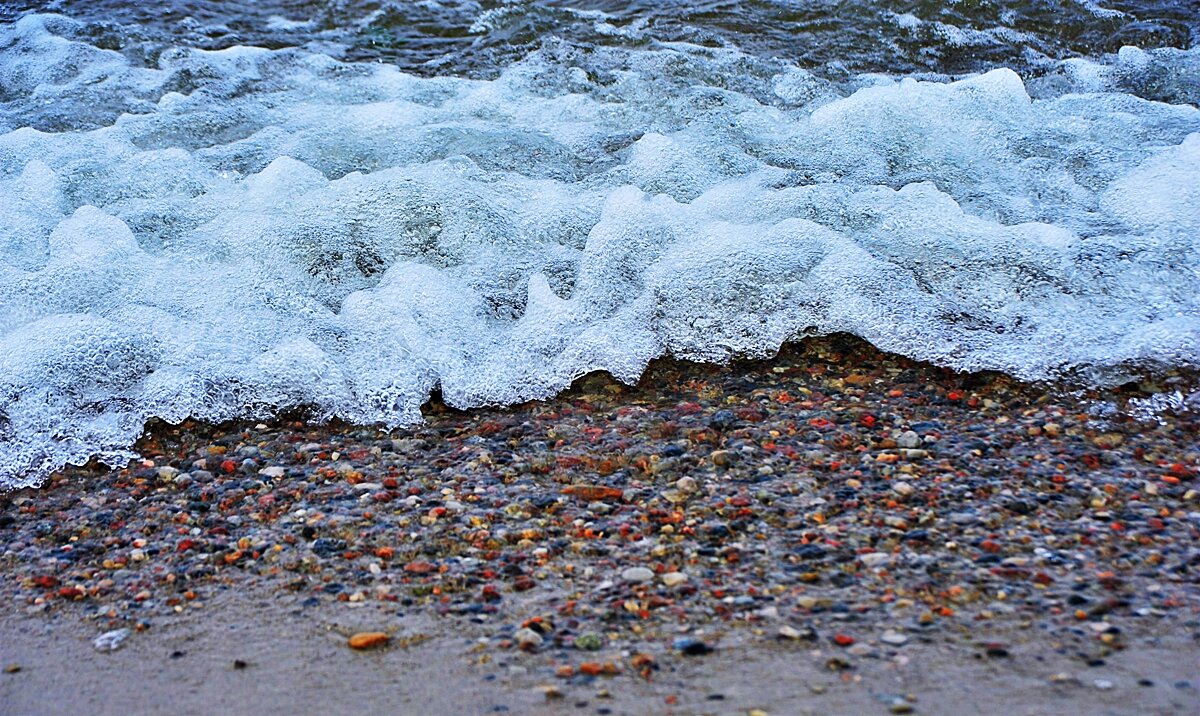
833;633;855;646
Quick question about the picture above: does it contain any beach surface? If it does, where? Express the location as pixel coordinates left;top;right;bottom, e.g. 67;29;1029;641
3;336;1199;714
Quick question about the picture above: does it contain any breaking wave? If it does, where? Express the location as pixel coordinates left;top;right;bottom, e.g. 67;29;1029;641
1;12;1198;487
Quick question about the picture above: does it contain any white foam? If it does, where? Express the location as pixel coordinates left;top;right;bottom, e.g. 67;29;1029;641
1;14;1199;487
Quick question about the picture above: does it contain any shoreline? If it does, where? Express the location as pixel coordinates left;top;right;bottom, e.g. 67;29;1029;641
3;335;1198;714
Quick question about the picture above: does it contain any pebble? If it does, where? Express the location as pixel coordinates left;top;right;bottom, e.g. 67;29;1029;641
673;637;713;655
348;632;390;650
860;553;891;568
4;664;20;674
660;571;689;587
92;628;131;652
514;628;544;650
880;631;908;646
621;567;654;583
896;431;922;449
574;633;603;651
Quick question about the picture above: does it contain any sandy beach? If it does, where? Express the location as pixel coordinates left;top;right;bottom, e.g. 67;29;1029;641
2;336;1197;715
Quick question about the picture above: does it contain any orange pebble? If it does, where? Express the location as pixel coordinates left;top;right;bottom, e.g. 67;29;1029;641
348;632;390;650
579;662;603;676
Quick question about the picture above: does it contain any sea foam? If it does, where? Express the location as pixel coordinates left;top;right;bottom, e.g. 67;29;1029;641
1;14;1198;487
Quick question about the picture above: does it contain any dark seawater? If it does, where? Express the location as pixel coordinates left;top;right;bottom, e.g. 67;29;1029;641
4;1;1198;78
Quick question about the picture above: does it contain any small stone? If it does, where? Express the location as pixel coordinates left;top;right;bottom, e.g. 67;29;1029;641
778;624;817;641
93;628;131;652
538;685;564;700
574;632;603;651
709;411;736;431
660;571;689;587
4;664;20;674
348;632;390;650
892;482;914;497
896;431;921;449
673;637;712;655
621;567;654;583
825;656;852;671
880;630;908;646
711;450;733;466
562;485;624;502
661;489;687;504
675;476;698;493
860;552;890;568
889;698;914;714
1094;679;1114;690
514;628;544;650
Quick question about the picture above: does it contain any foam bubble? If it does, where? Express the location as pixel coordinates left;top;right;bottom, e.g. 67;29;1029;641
1;14;1198;487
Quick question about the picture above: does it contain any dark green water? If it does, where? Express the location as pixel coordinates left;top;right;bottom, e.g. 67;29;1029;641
4;1;1198;77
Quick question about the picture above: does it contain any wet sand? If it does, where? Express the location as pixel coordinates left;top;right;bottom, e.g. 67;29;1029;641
3;584;1198;716
2;336;1198;715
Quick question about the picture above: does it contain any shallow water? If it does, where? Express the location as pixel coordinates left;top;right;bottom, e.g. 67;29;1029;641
0;2;1198;487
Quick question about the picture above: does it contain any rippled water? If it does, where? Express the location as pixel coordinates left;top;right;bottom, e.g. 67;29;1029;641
5;1;1199;77
0;2;1197;487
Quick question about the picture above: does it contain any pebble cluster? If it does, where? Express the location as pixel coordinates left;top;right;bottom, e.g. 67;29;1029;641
2;336;1198;706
